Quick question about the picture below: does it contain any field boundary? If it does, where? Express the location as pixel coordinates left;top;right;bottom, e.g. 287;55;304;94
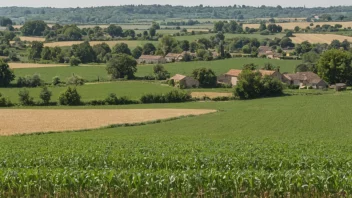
13;111;218;137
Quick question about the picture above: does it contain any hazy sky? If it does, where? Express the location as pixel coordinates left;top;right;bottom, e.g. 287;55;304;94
1;0;350;8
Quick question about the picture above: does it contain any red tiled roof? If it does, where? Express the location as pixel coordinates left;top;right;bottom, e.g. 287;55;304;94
226;69;242;77
170;74;187;81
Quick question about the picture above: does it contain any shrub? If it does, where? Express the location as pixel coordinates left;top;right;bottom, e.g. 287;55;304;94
0;93;12;107
39;87;52;105
59;87;81;106
104;93;119;105
66;75;85;86
192;68;217;88
153;64;170;80
140;90;191;104
0;59;15;87
261;76;284;96
52;76;61;86
18;89;34;106
17;74;43;87
69;56;81;66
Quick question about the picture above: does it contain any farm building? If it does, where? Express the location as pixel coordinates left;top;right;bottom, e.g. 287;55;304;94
283;72;328;89
258;46;282;59
138;55;166;64
218;69;282;86
165;53;183;62
170;74;199;88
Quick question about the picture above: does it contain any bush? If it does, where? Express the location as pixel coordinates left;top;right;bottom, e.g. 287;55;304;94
0;93;12;107
192;68;217;88
18;89;34;106
0;59;15;87
69;56;81;66
153;64;170;80
140;90;191;104
260;30;270;35
168;79;175;87
104;93;137;105
39;87;52;104
52;76;61;86
261;76;284;97
17;74;43;87
59;87;81;106
66;75;85;86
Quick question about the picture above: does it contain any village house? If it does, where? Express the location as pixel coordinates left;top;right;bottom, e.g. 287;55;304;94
165;53;183;63
283;72;328;89
258;46;282;59
218;69;282;86
138;55;166;64
169;74;199;88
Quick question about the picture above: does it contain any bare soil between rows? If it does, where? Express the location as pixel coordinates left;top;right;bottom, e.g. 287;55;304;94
0;109;216;136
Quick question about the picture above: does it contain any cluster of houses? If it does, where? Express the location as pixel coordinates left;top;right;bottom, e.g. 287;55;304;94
257;46;297;60
138;51;199;64
169;69;329;89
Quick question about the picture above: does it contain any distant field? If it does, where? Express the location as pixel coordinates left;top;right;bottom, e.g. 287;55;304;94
43;40;158;48
8;63;68;69
0;81;175;102
17;36;46;42
176;33;285;41
244;21;352;29
291;33;352;43
12;58;301;83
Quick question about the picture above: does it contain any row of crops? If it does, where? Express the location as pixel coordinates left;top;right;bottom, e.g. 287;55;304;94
1;136;352;196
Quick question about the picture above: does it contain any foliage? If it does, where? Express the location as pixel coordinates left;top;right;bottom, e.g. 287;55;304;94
18;89;34;105
0;93;12;107
140;90;191;103
28;41;44;60
242;63;258;70
295;63;316;73
71;41;95;63
16;74;43;87
69;56;81;66
160;35;177;55
191;68;217;88
132;46;143;59
107;25;123;38
104;93;137;105
112;43;131;55
66;75;85;86
0;60;15;87
58;87;81;106
317;49;352;84
143;43;156;55
153;64;170;80
52;76;61;86
93;43;111;63
106;54;137;79
39;86;52;104
20;20;48;36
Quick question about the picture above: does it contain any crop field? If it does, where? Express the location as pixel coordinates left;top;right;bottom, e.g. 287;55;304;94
0;109;215;135
244;21;352;30
43;40;158;49
16;36;46;42
291;33;352;43
11;58;300;83
0;81;175;102
176;33;285;42
1;93;352;196
8;63;68;69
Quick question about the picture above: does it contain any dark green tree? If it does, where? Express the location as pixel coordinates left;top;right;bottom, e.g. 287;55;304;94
192;68;217;88
0;60;15;87
107;24;123;38
132;46;143;59
112;43;131;55
106;54;137;79
21;20;48;36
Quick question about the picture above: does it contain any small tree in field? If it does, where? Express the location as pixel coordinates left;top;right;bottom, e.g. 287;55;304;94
192;68;217;88
0;59;15;87
59;87;81;106
18;89;34;105
153;64;170;80
40;86;52;105
106;54;137;79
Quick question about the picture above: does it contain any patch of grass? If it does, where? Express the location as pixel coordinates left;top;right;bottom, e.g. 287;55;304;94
0;81;175;103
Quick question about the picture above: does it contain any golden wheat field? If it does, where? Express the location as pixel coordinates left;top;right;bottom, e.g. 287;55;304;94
244;21;352;30
17;36;46;42
191;92;232;99
8;63;68;69
291;34;352;43
0;109;216;135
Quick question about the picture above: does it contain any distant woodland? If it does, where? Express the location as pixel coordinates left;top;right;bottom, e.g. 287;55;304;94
0;5;352;24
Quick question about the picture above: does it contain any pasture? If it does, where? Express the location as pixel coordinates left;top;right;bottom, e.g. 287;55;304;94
1;92;352;196
176;33;285;42
0;81;175;102
244;21;352;30
12;58;301;83
291;33;352;43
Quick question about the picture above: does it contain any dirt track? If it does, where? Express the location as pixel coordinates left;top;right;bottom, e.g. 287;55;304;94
0;109;216;135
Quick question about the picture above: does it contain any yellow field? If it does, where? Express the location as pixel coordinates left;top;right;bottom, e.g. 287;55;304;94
0;109;216;135
291;34;352;43
244;21;352;30
17;36;46;42
8;63;68;69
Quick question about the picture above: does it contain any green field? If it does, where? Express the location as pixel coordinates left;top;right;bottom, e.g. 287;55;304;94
176;33;286;42
0;81;175;102
13;58;301;83
1;92;352;196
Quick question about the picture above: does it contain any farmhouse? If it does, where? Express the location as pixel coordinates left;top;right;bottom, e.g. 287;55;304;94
138;55;166;64
218;69;283;86
283;72;328;89
170;74;199;88
165;53;183;62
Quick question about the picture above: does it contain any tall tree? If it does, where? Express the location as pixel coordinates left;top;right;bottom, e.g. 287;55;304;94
106;54;137;79
0;60;15;87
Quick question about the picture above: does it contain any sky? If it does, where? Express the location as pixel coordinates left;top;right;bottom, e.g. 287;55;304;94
0;0;350;8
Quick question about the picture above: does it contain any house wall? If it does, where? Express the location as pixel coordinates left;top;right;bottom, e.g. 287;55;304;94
231;77;238;86
184;77;199;88
217;75;231;84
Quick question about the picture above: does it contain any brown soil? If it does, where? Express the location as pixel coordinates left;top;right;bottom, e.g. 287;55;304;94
0;109;216;136
191;92;232;99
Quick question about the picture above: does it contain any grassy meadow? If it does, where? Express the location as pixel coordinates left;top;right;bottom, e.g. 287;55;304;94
1;92;352;196
0;81;175;102
176;33;285;42
12;58;301;83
